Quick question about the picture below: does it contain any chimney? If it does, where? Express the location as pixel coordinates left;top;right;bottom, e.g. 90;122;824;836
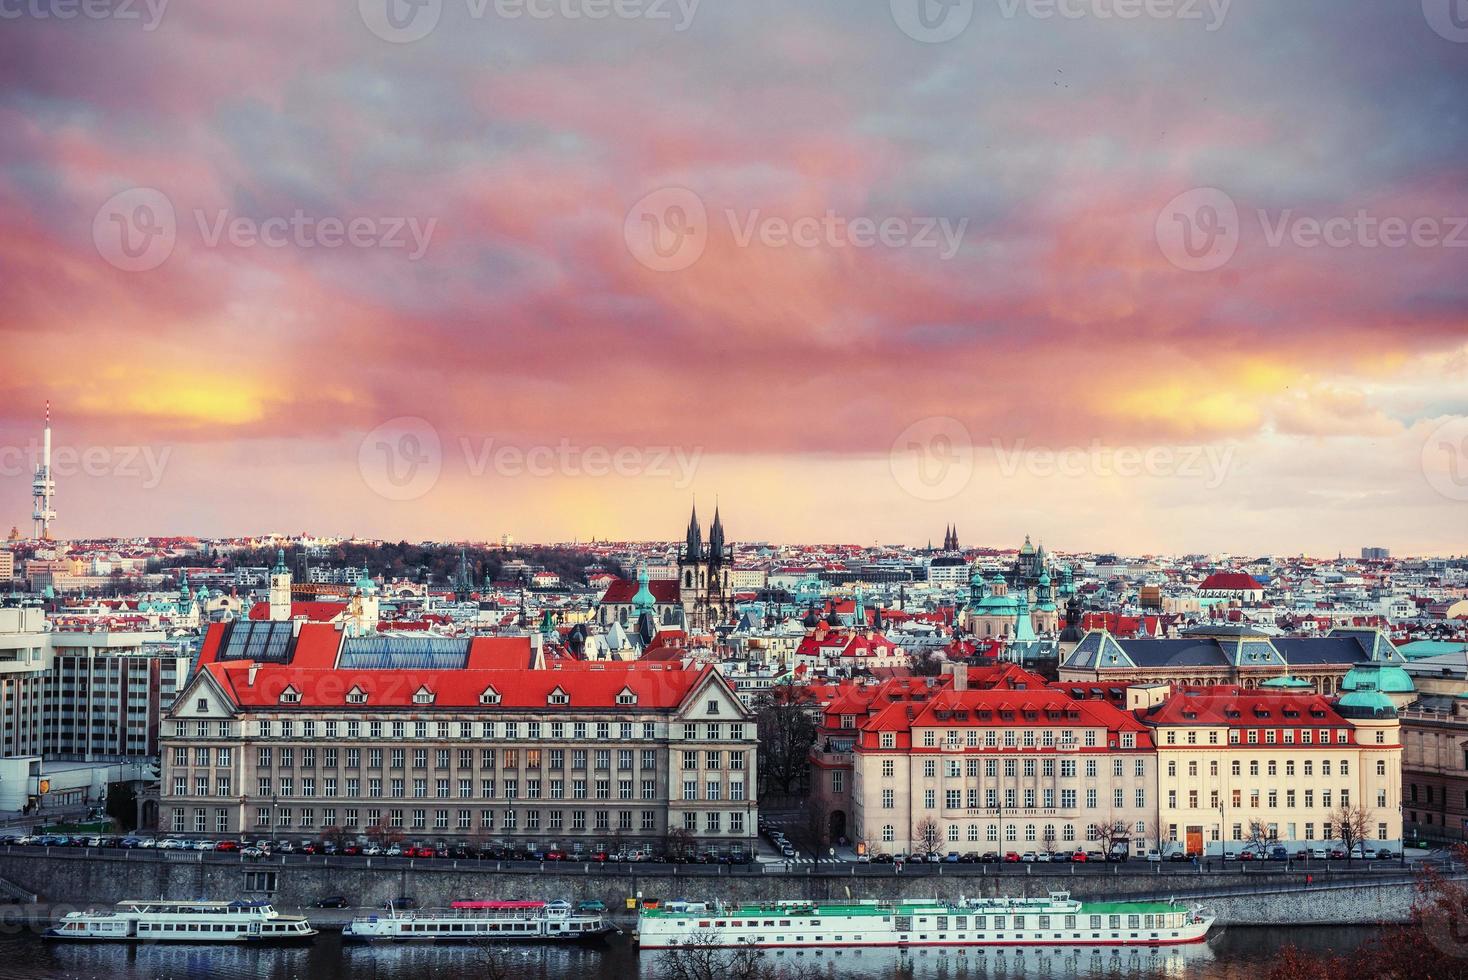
953;665;969;692
247;663;259;686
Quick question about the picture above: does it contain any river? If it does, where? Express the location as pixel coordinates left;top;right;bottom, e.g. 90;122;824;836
0;926;1381;979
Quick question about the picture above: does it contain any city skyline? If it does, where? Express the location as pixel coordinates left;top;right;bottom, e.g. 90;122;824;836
2;3;1466;553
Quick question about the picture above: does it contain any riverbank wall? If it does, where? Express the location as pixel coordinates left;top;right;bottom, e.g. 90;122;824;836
0;850;1441;927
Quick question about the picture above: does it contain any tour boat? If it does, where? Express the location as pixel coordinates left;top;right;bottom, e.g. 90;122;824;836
45;900;317;944
635;891;1214;949
342;899;616;943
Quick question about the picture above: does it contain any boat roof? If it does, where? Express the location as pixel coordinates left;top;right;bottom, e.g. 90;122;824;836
643;899;1181;917
118;900;272;908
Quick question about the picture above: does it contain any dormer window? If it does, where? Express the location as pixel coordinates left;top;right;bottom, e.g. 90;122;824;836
548;687;570;706
479;687;501;705
346;687;368;705
616;688;638;706
412;685;435;705
278;686;301;705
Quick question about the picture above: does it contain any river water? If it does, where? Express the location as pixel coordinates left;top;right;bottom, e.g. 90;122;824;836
0;926;1380;979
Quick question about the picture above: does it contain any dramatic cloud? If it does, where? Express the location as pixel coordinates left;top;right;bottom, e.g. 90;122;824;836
0;0;1465;552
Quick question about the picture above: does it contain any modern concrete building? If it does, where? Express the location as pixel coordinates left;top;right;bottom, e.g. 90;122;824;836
0;605;187;821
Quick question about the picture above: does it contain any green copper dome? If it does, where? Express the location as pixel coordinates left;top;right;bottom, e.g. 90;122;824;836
1260;675;1313;689
1340;663;1415;695
1336;689;1397;718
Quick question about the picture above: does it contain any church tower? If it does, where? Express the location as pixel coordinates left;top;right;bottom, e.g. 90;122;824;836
678;503;732;632
268;549;292;622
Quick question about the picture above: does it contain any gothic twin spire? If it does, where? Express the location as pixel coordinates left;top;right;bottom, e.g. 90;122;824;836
684;503;726;564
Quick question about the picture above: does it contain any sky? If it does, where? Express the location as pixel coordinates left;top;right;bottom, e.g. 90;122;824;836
1;0;1466;554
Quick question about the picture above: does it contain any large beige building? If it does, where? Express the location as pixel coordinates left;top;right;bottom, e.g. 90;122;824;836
1133;682;1402;855
160;621;758;856
847;671;1156;855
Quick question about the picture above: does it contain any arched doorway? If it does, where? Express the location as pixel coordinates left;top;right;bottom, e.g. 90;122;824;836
829;810;847;843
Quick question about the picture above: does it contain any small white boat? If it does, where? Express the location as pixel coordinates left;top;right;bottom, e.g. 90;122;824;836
45;899;317;944
344;899;615;943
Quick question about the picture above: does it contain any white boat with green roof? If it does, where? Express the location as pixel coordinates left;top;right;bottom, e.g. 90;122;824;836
636;891;1213;950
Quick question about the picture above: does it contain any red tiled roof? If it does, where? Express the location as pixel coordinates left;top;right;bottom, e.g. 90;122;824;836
247;600;347;622
600;578;681;603
203;660;718;710
1199;572;1263;591
1142;688;1348;730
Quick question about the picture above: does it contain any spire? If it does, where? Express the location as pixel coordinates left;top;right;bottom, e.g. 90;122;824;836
272;549;288;575
684;503;702;561
708;504;726;565
632;563;656;616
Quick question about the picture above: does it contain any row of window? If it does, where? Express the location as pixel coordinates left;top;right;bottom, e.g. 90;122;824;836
884;787;1142;810
169;806;749;835
878;729;1121;750
202;719;750;742
1166;758;1375;779
875;821;1136;844
897;758;1145;779
1169;788;1372;810
169;774;747;802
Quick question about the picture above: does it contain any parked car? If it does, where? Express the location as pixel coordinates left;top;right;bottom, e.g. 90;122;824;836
384;844;402;856
1310;847;1328;860
316;896;349;909
1070;850;1088;863
871;852;894;863
1375;849;1397;860
1004;851;1022;863
944;852;961;863
577;900;607;913
1145;849;1163;862
215;840;240;852
137;837;158;849
343;844;362;856
363;845;382;856
1269;846;1289;861
242;846;265;859
119;837;142;849
1239;850;1255;862
1034;851;1051;863
158;838;185;850
1330;848;1347;860
1021;851;1038;863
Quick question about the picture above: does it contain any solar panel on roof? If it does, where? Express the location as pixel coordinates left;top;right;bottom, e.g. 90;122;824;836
218;621;294;663
339;635;471;670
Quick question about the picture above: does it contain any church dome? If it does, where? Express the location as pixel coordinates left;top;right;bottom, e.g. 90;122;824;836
1340;663;1415;695
1335;689;1397;719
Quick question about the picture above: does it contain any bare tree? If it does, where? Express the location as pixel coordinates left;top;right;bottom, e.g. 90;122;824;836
665;827;697;862
1332;803;1371;864
1089;820;1129;858
752;686;818;798
914;817;943;858
1041;824;1057;856
1145;816;1168;858
1244;819;1273;858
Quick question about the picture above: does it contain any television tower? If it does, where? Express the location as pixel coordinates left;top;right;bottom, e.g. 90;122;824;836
31;402;56;540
